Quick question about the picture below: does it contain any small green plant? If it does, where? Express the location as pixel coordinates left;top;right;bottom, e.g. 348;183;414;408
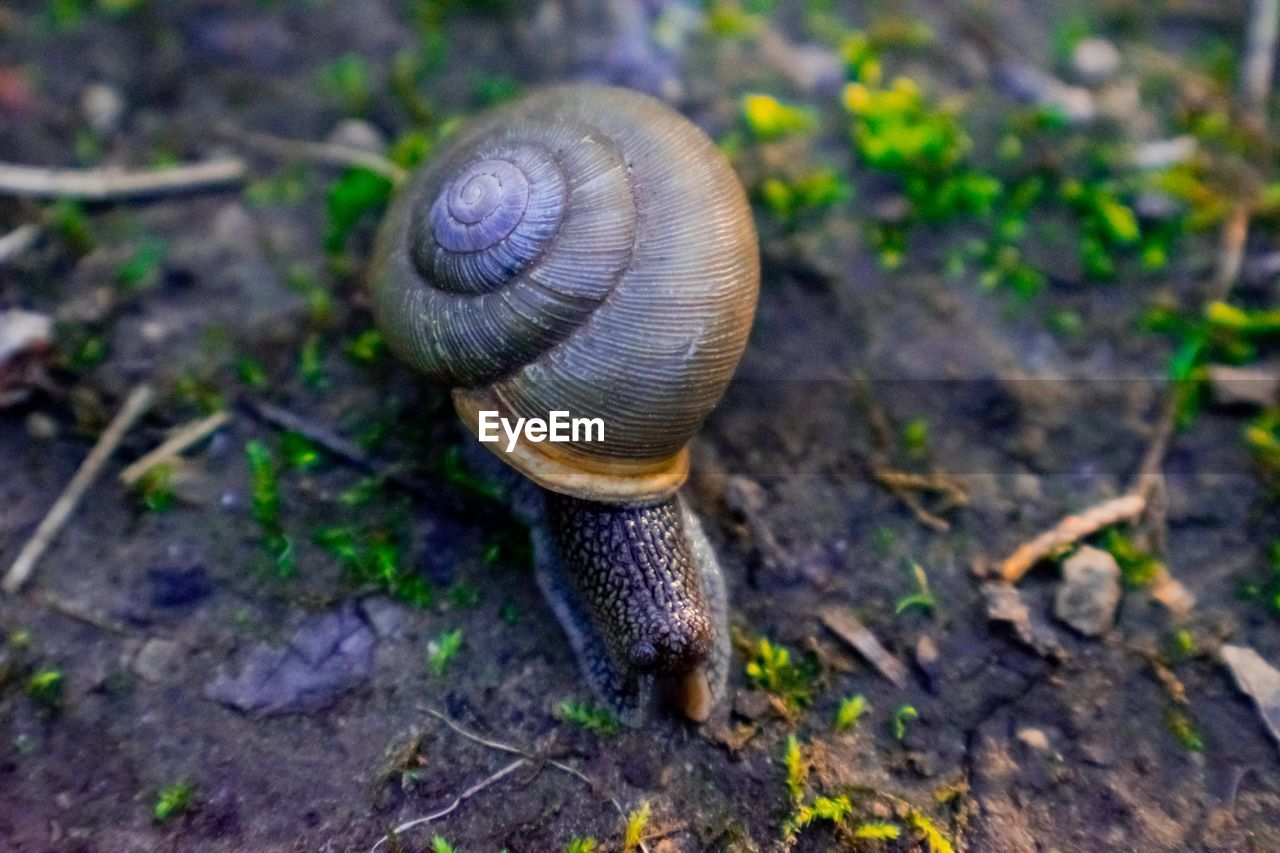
314;524;433;606
1099;528;1161;588
623;801;650;851
324;167;393;254
153;780;195;822
431;836;455;853
1165;707;1204;752
345;329;387;366
892;703;919;740
744;637;815;710
448;581;482;608
245;440;294;577
853;820;902;840
133;462;175;512
894;563;936;614
280;431;322;471
298;333;329;391
741;93;818;141
784;734;806;803
835;694;867;731
26;668;63;706
908;810;955;853
427;629;463;677
901;417;931;457
757;169;849;227
788;795;852;834
116;238;166;294
321;54;371;115
566;838;598;853
557;700;619;736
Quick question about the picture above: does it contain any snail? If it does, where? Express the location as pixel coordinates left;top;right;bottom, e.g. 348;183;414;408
370;84;759;724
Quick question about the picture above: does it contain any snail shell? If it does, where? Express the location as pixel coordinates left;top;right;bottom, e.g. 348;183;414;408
370;84;759;503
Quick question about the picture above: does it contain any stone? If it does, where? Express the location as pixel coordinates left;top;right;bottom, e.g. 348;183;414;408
1220;644;1280;748
80;83;124;135
1054;546;1120;637
205;603;375;715
1072;37;1122;83
983;582;1066;659
326;118;385;153
132;638;184;683
1207;364;1280;408
1016;727;1050;751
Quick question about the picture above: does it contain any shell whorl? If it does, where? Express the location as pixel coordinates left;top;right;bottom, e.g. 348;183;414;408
371;85;759;503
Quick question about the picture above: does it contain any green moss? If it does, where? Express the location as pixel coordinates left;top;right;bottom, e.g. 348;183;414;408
153;780;194;822
566;838;598;853
133;462;176;512
741;93;818;141
783;734;806;803
1165;707;1204;752
835;694;868;731
324;167;393;254
892;703;919;740
894;563;936;614
427;629;463;677
26;668;63;707
557;700;619;736
623;801;650;851
245;440;294;578
1099;528;1160;588
116;239;167;294
853;820;901;840
744;637;815;711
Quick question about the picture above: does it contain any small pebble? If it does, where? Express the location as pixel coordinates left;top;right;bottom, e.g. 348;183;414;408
1016;727;1051;751
1054;546;1121;637
80;83;124;135
25;412;58;440
132;638;184;683
326;118;385;153
1072;37;1121;83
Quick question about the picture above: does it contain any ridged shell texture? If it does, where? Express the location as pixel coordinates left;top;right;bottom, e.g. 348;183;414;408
372;84;759;468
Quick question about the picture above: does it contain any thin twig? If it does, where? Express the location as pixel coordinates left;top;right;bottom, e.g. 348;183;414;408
0;159;246;201
119;410;231;487
369;706;644;853
0;223;40;265
219;123;406;183
36;591;134;636
1000;494;1145;583
371;758;529;853
3;384;154;594
872;467;969;533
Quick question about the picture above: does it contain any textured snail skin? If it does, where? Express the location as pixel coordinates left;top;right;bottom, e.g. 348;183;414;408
369;84;756;723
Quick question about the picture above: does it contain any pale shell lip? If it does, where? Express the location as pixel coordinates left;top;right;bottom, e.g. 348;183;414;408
453;389;689;505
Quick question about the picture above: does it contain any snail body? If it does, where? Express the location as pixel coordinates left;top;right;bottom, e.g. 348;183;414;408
371;85;758;723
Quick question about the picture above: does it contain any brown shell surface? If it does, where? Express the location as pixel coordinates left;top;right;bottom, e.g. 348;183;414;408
370;84;759;502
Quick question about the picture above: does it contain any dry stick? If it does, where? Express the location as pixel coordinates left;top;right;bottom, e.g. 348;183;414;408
1243;0;1280;121
371;758;529;853
2;384;155;594
0;223;40;265
119;410;231;487
221;124;406;183
36;591;133;636
0;158;246;201
999;494;1146;583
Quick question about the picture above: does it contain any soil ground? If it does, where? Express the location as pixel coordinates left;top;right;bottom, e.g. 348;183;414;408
2;1;1279;851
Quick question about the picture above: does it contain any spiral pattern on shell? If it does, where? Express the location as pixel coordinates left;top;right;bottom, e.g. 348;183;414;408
371;85;759;501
